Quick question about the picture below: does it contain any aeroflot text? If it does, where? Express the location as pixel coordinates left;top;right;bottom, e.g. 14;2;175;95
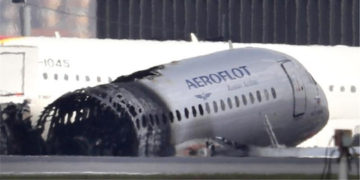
185;66;251;89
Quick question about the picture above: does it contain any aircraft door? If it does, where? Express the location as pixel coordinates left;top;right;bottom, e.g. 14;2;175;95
0;52;25;96
280;60;306;117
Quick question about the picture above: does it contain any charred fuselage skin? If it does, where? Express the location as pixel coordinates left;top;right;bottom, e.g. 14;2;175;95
37;81;174;156
37;48;328;156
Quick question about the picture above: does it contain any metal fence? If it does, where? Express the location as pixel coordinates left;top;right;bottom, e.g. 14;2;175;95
97;0;359;46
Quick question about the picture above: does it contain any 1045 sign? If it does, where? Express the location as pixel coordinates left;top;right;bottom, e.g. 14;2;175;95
43;58;70;68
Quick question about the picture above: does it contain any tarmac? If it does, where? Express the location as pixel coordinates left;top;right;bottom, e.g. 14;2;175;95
0;155;359;175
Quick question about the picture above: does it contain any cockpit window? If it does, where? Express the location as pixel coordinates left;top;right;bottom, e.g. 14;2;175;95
307;71;317;85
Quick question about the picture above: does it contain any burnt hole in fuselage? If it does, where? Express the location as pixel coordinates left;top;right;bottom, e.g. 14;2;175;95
37;80;174;156
127;104;137;116
43;92;138;156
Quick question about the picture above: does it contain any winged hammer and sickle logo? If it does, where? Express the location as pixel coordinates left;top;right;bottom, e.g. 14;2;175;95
195;92;212;100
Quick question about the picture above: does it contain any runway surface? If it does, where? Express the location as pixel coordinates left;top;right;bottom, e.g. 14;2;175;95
1;155;359;175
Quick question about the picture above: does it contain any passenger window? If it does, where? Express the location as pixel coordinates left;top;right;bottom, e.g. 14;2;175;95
97;76;101;83
198;104;204;116
108;77;112;82
264;89;269;100
220;99;226;111
43;73;48;80
234;96;240;107
142;116;147;128
64;74;69;81
271;88;277;99
192;106;197;117
213;101;218;113
249;93;255;104
85;76;90;82
256;90;262;102
169;112;174;123
351;86;356;93
76;75;80;81
205;102;211;114
329;85;334;92
227;97;233;109
340;86;345;92
176;110;181;121
242;94;247;105
54;74;58;80
184;108;189;118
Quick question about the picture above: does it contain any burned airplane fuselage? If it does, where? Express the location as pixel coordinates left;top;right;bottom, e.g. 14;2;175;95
36;48;329;156
37;78;174;156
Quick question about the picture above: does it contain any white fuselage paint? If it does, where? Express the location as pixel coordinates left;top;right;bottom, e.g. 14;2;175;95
1;37;358;147
137;48;328;146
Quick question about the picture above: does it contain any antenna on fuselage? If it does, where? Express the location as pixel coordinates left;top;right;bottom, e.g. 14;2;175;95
190;33;199;42
228;40;233;49
54;31;61;38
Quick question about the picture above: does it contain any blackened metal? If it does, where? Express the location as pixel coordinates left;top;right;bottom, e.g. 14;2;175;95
114;65;164;82
37;77;174;156
0;102;45;155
